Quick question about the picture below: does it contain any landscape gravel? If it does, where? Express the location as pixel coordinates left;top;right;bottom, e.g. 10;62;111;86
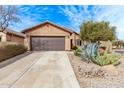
68;52;124;88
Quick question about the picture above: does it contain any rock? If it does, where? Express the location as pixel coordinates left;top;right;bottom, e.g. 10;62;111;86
101;65;119;76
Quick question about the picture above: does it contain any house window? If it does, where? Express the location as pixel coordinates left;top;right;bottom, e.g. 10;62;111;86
76;39;81;46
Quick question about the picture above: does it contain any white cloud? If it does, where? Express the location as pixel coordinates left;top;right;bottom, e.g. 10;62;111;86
9;5;48;32
9;16;39;32
58;5;93;31
8;5;124;40
42;7;48;10
92;6;124;40
59;5;124;40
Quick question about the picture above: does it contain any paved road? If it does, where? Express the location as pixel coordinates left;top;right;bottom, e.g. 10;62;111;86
0;51;80;88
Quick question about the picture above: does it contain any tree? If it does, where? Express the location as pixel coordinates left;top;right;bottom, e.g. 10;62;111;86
80;21;117;45
112;40;124;48
0;5;20;32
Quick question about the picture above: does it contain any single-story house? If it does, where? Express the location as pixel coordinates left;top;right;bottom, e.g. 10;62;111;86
22;21;81;51
0;29;25;45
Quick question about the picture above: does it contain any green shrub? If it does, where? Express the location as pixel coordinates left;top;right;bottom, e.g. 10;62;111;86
107;54;121;66
74;49;82;56
81;42;121;66
111;61;120;66
72;46;78;50
81;42;99;63
94;54;121;66
0;44;27;62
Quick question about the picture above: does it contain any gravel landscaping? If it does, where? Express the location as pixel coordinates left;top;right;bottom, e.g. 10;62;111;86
68;52;124;88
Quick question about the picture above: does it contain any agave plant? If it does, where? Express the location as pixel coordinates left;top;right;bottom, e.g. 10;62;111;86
81;42;121;66
81;42;100;63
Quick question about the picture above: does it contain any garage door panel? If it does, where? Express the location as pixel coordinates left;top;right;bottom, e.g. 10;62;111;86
31;37;65;51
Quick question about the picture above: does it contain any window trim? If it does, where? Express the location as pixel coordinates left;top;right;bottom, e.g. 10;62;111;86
76;39;81;46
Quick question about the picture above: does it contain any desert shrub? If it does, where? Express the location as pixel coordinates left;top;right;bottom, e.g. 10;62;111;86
81;42;99;63
0;42;17;46
111;61;120;66
0;43;27;62
74;49;82;56
81;42;121;66
106;54;121;66
72;46;78;50
94;51;121;66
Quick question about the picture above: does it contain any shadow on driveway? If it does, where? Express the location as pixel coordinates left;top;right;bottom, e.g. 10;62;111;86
0;52;32;69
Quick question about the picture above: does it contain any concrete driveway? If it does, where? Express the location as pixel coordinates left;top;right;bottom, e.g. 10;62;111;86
0;51;80;88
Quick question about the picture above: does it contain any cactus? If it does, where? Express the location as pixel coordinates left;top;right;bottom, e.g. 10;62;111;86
94;53;121;66
81;42;121;66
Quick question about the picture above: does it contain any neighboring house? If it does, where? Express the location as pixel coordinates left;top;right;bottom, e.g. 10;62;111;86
0;29;25;45
22;21;81;51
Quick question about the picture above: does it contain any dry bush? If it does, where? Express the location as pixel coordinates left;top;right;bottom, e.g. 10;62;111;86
0;43;27;62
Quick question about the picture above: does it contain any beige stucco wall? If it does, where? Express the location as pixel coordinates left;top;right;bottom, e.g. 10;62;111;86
24;36;30;50
0;32;7;42
70;33;80;46
70;33;76;46
25;24;71;50
75;34;80;39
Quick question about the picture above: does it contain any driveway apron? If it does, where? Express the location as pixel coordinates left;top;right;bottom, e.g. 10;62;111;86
0;51;80;88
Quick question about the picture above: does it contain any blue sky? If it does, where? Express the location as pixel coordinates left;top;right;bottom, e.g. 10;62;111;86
9;5;124;40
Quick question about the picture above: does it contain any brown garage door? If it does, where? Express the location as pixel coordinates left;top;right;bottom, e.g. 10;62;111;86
31;36;65;51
